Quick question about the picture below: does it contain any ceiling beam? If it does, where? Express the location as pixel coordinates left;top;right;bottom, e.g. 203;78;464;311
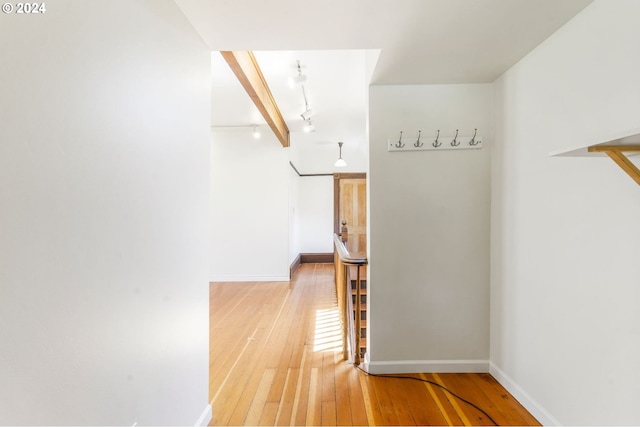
220;51;290;147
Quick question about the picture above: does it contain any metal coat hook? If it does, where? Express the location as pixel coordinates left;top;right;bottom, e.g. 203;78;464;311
414;130;423;148
395;131;405;148
450;129;460;147
432;130;441;148
469;128;479;146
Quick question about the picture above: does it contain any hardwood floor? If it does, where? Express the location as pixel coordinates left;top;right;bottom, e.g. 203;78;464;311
209;264;540;426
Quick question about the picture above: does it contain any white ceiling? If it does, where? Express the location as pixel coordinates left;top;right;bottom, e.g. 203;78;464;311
175;0;592;153
176;0;591;84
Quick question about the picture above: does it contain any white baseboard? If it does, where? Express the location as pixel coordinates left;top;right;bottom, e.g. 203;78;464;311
195;404;212;427
367;359;489;374
209;275;290;282
489;362;559;426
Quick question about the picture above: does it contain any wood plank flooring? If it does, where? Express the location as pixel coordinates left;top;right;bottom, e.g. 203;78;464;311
209;264;540;426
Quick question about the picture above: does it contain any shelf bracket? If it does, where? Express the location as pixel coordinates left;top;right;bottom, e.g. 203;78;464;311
588;145;640;185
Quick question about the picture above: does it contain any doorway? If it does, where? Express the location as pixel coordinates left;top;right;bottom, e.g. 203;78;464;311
333;173;366;253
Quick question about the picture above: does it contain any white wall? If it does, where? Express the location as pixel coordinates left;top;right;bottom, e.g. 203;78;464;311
297;177;334;253
490;1;640;425
0;1;211;425
368;84;492;373
210;130;290;281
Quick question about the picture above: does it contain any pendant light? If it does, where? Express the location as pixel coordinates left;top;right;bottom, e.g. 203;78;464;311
334;142;347;167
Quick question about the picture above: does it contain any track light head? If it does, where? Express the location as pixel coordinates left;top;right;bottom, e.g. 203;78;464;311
303;119;315;133
289;74;307;87
289;60;307;88
300;108;313;121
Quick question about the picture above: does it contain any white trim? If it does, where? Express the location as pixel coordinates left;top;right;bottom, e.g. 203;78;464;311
489;362;559;426
366;359;489;374
209;275;290;282
195;404;212;427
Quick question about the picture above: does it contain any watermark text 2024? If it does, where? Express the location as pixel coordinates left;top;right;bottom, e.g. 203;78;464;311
2;3;46;14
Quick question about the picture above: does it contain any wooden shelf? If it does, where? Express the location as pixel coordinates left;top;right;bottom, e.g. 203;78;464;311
549;128;640;185
549;127;640;157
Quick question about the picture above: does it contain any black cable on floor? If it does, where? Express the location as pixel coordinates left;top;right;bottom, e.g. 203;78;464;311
355;365;499;426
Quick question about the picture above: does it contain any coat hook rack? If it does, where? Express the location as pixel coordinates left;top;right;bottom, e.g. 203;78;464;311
388;128;483;152
414;130;423;148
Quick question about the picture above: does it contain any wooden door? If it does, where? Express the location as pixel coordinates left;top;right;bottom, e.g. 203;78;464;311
334;174;366;254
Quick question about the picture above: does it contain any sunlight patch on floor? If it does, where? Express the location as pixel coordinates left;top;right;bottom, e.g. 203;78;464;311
313;308;342;352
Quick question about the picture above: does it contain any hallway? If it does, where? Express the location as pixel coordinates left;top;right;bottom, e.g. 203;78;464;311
209;264;539;426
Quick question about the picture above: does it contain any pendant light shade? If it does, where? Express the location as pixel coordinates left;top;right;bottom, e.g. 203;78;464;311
334;158;347;167
334;142;347;167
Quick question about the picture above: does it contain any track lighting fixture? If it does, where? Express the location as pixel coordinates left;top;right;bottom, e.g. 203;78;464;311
292;60;315;131
289;60;307;88
334;142;347;167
